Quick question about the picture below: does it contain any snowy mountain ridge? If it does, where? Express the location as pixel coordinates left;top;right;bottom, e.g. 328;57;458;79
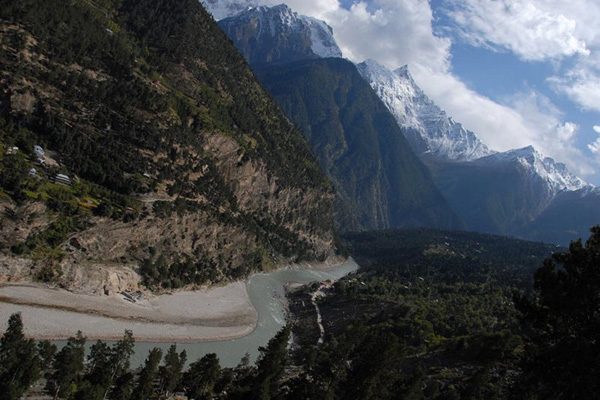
479;146;589;193
356;59;591;192
357;59;494;162
201;0;258;20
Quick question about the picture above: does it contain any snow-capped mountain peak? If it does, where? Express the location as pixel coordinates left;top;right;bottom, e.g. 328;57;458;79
357;59;494;162
394;64;414;82
481;145;589;193
213;3;342;64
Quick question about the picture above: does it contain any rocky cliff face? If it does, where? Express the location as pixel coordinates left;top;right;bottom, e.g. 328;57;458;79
0;0;336;293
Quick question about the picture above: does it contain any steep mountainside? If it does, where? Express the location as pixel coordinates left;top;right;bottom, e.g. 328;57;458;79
429;146;590;238
256;58;462;231
0;0;335;294
218;4;342;66
205;1;598;244
357;60;494;162
520;187;600;244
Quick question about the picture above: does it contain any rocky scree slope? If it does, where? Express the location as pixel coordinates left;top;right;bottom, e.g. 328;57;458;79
0;0;335;294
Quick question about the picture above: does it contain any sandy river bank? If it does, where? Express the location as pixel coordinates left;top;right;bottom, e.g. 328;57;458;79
0;282;257;342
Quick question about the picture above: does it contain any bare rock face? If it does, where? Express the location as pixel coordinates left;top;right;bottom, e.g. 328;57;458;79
58;262;142;296
0;255;35;283
0;200;50;249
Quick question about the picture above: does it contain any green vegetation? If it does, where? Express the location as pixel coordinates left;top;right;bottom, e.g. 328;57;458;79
0;313;292;400
1;228;599;399
515;226;600;399
283;229;560;399
0;0;334;285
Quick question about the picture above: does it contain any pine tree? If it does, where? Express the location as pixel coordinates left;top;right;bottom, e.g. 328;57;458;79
159;344;187;396
516;226;600;399
253;326;290;400
182;353;221;400
0;313;41;400
46;331;86;399
132;348;162;400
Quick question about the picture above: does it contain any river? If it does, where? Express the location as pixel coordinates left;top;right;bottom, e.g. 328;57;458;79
125;258;358;367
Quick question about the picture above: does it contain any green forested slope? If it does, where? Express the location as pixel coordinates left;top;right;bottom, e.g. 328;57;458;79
0;0;335;290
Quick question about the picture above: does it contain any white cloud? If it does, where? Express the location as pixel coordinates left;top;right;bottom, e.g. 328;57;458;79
441;0;600;113
589;140;600;154
549;55;600;111
590;125;600;155
444;0;589;61
323;0;451;74
506;92;594;176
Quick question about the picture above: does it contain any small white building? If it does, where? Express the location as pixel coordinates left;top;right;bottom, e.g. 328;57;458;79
5;146;19;155
54;173;72;186
33;145;45;158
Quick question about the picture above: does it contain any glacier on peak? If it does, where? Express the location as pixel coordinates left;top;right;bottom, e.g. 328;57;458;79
356;59;494;162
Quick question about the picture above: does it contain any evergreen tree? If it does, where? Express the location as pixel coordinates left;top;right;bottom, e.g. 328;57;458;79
132;348;162;400
182;353;221;400
73;331;134;400
159;344;187;396
108;372;135;400
38;340;58;371
46;331;86;399
253;326;290;400
0;313;41;400
516;226;600;399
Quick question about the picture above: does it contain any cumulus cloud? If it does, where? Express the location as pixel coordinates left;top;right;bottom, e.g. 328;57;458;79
441;0;600;113
549;54;600;111
444;0;589;61
323;0;451;73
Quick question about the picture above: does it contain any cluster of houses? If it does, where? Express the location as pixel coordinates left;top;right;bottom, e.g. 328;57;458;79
5;144;72;186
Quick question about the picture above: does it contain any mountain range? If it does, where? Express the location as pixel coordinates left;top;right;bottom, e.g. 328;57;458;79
203;0;598;245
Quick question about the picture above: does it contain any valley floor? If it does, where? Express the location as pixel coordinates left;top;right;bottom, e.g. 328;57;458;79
0;282;257;342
